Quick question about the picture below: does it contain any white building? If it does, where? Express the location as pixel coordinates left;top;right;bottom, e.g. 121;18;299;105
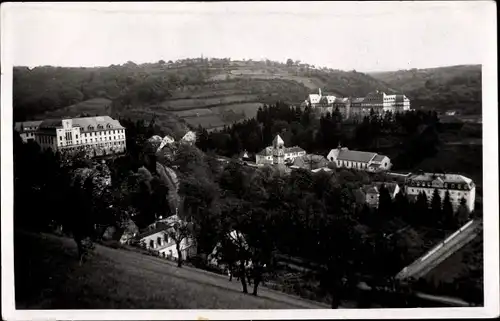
405;172;476;212
137;218;197;260
255;134;306;165
35;116;126;157
305;88;338;108
326;146;391;172
14;120;43;142
382;93;411;112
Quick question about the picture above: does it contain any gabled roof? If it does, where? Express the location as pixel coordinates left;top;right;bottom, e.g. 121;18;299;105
257;146;273;156
364;186;379;194
337;150;377;163
372;154;387;163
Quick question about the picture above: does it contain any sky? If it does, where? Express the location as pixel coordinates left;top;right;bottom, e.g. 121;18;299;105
2;1;496;72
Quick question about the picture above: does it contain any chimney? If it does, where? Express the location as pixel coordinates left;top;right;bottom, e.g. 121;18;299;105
319;88;322;97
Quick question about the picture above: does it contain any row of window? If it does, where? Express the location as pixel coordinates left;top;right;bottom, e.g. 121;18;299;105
80;129;125;137
39;135;55;144
408;188;467;198
337;160;369;169
409;181;468;190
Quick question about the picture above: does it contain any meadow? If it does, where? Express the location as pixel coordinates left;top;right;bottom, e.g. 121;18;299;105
14;230;328;309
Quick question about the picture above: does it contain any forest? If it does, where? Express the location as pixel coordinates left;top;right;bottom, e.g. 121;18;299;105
13;111;479;307
196;102;444;171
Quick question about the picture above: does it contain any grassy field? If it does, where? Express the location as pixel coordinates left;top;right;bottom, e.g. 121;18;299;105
159;95;259;110
40;98;113;119
14;231;328;309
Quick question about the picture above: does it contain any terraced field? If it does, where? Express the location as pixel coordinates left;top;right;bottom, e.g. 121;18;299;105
40;98;113;119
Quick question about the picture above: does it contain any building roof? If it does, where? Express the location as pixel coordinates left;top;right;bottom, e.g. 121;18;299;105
351;97;365;103
337;149;377;163
372;154;387;163
363;182;399;195
309;94;321;104
407;172;473;185
293;154;328;169
272;134;284;147
38;116;124;131
285;146;305;154
364;185;379;194
181;131;196;142
14;120;43;132
257;146;273;156
353;189;366;204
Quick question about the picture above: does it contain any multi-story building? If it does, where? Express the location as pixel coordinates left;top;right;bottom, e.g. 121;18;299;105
35;116;126;157
405;172;476;212
305;89;411;120
255;134;306;165
14;120;43;142
326;146;391;172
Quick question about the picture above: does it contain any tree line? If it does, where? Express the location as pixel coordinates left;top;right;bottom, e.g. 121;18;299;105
196;102;442;170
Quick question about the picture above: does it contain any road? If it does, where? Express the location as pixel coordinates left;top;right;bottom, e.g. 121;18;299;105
396;220;481;281
14;230;330;309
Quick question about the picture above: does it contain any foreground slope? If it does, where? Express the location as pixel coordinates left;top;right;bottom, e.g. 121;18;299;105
14;230;328;309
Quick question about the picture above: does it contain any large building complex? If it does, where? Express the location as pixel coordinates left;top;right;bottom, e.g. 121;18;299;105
305;89;411;119
405;172;476;212
255;134;306;165
327;146;392;172
25;116;127;157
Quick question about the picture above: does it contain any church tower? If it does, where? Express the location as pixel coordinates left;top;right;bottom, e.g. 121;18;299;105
272;134;285;165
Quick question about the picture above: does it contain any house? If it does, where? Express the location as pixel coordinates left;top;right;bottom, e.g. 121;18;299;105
158;135;176;151
361;182;401;208
255;134;307;166
181;131;197;144
136;217;197;260
34;116;126;157
326;145;391;172
238;150;253;162
405;172;476;212
14;120;43;142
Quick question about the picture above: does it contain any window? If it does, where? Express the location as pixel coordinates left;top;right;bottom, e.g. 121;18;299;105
76;134;79;139
59;136;62;141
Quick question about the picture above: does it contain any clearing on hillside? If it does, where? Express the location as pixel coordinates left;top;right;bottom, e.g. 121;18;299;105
41;98;113;119
14;231;327;309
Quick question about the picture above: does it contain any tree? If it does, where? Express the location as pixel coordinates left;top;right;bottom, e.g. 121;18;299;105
430;189;442;224
442;191;455;228
414;191;430;225
286;58;294;67
456;197;470;225
166;220;193;267
378;184;393;217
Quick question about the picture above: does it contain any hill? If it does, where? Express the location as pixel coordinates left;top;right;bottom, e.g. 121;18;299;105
369;65;482;115
13;59;393;131
14;230;328;309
